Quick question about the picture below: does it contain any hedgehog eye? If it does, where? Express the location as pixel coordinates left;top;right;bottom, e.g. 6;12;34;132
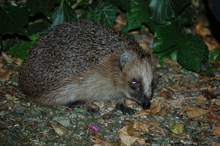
131;79;138;85
130;78;141;88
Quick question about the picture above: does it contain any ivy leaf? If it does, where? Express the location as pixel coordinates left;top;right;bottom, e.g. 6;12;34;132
126;0;150;30
72;0;89;9
176;5;196;26
87;3;119;27
149;0;191;24
209;48;220;63
67;0;77;5
9;40;32;60
110;0;130;11
155;46;177;59
153;24;182;53
5;38;20;51
52;1;77;26
177;34;209;72
26;0;59;19
205;66;217;76
0;3;29;35
170;50;178;61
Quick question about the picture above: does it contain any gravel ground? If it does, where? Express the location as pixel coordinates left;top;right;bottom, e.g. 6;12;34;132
0;43;220;145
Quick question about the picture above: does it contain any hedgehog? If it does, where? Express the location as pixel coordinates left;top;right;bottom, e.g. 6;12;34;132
19;20;154;114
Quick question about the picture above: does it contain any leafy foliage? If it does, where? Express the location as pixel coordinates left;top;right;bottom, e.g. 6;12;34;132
177;34;209;72
0;0;214;72
26;0;58;18
126;0;150;30
149;0;191;24
51;1;76;26
86;2;118;27
153;24;182;53
209;48;220;63
0;3;29;35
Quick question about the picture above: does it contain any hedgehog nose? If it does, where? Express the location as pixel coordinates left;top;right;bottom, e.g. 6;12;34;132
141;101;151;109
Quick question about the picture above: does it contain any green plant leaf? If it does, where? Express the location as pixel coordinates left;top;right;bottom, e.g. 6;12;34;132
72;0;89;9
154;45;176;59
176;5;195;26
153;24;182;53
168;120;184;134
28;33;39;41
146;20;159;34
177;34;209;72
5;38;20;51
86;3;119;27
126;0;150;30
170;50;178;61
0;3;29;35
209;48;220;63
9;40;32;60
205;66;217;76
109;0;130;11
149;0;191;24
52;1;76;26
26;0;59;19
66;0;77;5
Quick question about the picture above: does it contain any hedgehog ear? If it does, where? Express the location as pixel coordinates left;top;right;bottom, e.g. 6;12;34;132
120;52;132;68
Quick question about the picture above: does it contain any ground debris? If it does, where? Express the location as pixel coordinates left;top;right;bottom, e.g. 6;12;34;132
0;36;220;145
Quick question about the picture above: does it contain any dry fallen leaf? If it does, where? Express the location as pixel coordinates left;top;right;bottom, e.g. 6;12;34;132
91;137;116;146
212;142;220;146
2;52;14;63
119;120;161;146
135;101;161;117
201;76;220;82
53;117;71;127
14;58;22;66
164;97;186;109
212;125;220;137
195;19;211;38
1;52;22;65
0;68;11;80
171;74;184;78
167;81;180;92
133;120;161;132
118;126;145;146
195;19;220;51
211;99;220;107
180;105;210;119
51;123;67;136
199;114;220;124
196;97;207;104
0;58;3;68
114;13;126;30
159;92;171;99
164;58;180;66
204;37;220;52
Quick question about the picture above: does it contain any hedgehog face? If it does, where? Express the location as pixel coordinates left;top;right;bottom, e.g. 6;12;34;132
120;52;154;109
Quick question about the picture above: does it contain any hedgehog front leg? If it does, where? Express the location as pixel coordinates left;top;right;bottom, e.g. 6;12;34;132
85;102;100;114
114;100;136;115
67;100;100;114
